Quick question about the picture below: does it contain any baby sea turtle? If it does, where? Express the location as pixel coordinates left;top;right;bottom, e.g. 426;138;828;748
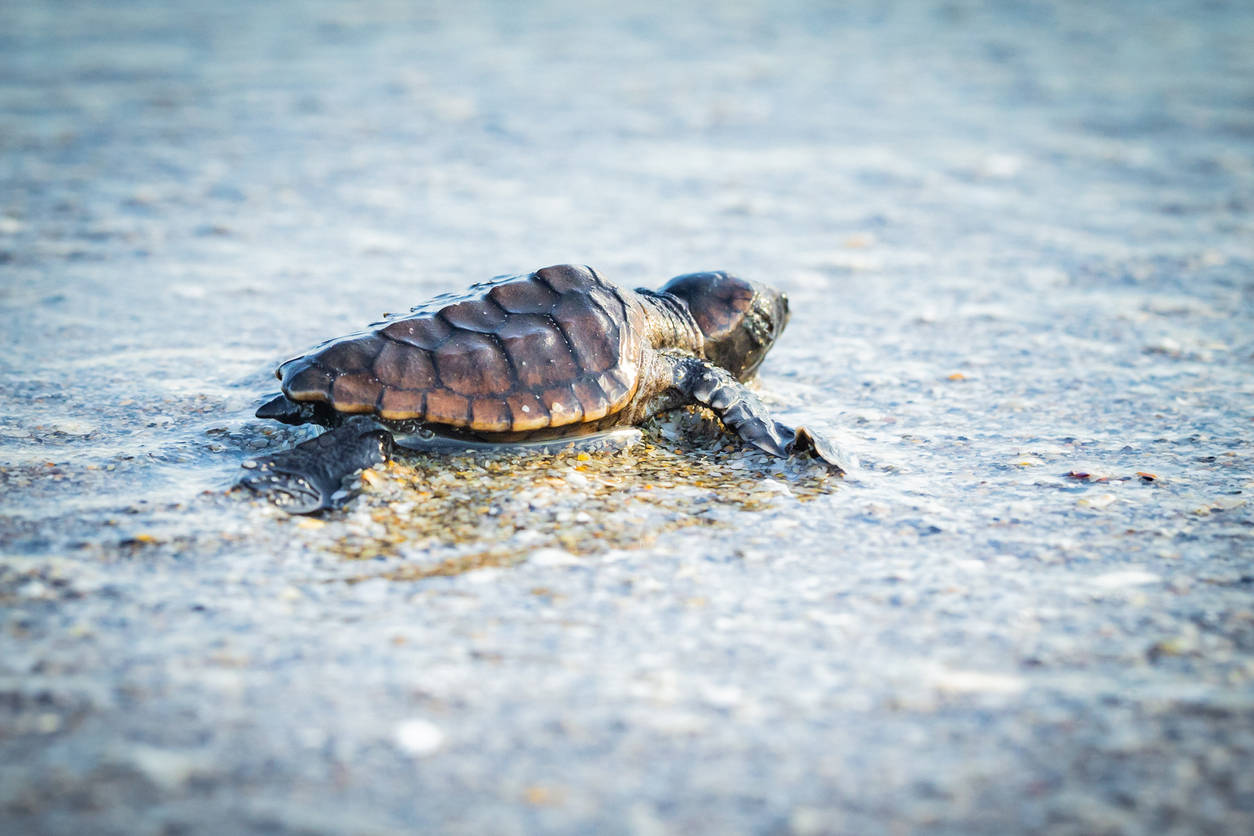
242;264;844;513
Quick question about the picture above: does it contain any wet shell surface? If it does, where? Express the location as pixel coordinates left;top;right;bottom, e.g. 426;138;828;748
275;265;647;433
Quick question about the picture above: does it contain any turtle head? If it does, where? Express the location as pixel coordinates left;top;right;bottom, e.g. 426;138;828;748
660;271;789;380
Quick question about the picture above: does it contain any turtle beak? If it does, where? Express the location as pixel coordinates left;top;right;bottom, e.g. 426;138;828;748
776;291;790;336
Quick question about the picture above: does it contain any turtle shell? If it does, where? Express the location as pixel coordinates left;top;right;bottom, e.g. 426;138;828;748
274;265;647;433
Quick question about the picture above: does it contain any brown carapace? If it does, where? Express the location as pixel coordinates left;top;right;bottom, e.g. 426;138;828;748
274;265;647;437
242;264;843;513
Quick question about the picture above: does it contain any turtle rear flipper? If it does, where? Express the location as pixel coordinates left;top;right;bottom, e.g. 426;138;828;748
240;423;392;514
255;393;320;426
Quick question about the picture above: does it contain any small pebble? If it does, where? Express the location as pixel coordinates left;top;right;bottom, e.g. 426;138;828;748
1078;493;1118;509
394;719;445;757
1091;570;1160;589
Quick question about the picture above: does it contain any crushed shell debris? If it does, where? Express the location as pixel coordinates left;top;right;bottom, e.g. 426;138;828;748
284;410;836;582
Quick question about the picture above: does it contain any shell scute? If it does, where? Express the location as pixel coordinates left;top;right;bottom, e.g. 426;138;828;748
542;385;584;424
331;373;383;412
379;388;425;420
283;363;335;401
596;368;636;408
571;378;611;421
382;316;451;350
433;331;513;396
505;390;550;431
373;340;437;389
496;314;578;389
489;279;560;314
536;264;596;295
552;294;619;373
317;336;382;373
471;398;512;432
441;298;508;332
424;389;470;425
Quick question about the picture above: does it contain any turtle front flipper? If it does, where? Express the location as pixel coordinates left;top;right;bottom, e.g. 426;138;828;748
788;425;850;474
673;358;848;474
239;422;393;514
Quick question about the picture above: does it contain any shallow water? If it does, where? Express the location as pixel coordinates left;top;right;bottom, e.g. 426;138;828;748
3;1;1254;833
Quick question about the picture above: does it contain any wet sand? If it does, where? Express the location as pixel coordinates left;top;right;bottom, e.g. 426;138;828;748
2;1;1253;833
